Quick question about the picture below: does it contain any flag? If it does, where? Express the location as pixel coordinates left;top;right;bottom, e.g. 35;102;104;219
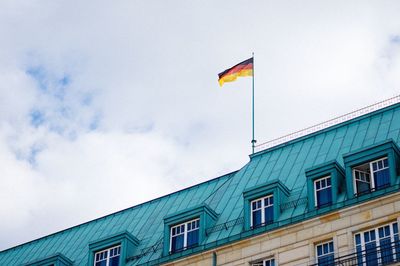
218;57;253;87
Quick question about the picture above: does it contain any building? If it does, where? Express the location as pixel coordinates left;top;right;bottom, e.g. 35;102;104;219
1;97;400;266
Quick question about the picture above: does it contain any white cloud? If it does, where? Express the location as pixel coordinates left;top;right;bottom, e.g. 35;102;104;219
0;0;400;249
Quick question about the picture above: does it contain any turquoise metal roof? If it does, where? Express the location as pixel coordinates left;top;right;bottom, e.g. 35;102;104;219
1;103;400;265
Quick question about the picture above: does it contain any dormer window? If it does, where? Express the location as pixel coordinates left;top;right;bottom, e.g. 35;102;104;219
243;180;289;231
163;204;218;256
251;195;273;228
94;245;121;266
353;157;389;196
88;231;139;266
343;139;400;199
314;176;332;208
306;161;345;211
170;219;199;253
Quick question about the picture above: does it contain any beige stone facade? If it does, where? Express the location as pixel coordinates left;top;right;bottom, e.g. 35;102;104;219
165;192;400;266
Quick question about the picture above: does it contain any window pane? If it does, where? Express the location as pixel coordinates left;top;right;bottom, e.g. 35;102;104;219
316;187;332;207
265;206;273;224
323;243;329;254
252;209;262;227
318;254;334;266
394;235;400;262
171;234;184;252
264;259;275;266
374;168;390;189
357;180;371;195
379;237;394;264
187;229;199;247
356;245;363;266
365;242;378;266
317;245;322;256
95;262;107;266
393;223;398;234
355;234;361;245
109;256;120;266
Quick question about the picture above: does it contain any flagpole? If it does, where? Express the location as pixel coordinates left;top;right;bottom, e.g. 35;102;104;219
251;52;256;154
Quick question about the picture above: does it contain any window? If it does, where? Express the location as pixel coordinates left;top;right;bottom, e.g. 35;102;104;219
163;203;218;256
353;157;390;196
306;161;345;211
344;140;400;199
315;241;334;266
354;222;400;265
170;219;199;253
251;195;274;228
94;245;121;266
314;176;332;208
243;180;289;231
251;257;275;266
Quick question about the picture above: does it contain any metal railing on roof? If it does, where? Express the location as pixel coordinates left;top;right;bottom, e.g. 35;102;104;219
205;217;244;235
255;95;400;153
126;238;163;262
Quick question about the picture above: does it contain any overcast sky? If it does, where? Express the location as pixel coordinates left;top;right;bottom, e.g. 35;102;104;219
1;0;400;250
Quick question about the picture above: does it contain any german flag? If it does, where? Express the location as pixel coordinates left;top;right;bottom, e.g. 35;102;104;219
218;57;253;87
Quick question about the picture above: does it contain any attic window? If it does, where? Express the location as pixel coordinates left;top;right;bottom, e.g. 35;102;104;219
170;219;200;253
250;195;274;228
343;139;400;199
162;204;218;256
88;231;139;266
353;157;390;196
243;180;289;231
305;161;344;211
94;245;121;266
314;176;332;208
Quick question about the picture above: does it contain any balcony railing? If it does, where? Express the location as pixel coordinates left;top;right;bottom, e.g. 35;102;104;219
309;239;400;266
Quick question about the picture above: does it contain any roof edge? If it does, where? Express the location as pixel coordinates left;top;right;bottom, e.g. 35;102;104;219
0;170;238;254
250;101;400;159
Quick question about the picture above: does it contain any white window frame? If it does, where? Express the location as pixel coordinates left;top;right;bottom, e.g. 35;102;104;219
250;194;273;227
352;157;389;195
354;221;398;265
313;176;332;207
169;218;199;253
315;240;334;264
94;245;121;266
251;257;276;266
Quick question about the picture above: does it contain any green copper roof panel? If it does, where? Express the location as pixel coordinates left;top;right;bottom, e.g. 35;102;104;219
2;104;400;265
